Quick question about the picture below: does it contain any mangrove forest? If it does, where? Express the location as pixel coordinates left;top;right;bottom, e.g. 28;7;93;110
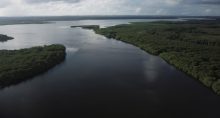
72;20;220;95
0;44;66;88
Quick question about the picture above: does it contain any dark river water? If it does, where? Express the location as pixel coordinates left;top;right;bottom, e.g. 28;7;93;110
0;19;219;118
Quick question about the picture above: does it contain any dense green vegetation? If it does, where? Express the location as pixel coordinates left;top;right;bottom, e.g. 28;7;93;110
0;44;66;88
71;25;100;30
76;20;220;95
0;34;14;42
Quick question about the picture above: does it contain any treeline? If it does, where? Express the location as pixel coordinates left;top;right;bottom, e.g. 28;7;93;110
0;44;66;88
71;25;100;30
0;34;14;42
92;20;220;95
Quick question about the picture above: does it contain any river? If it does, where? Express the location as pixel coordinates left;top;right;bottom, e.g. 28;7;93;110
0;19;219;118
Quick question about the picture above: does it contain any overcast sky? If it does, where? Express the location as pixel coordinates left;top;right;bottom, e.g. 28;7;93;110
0;0;219;16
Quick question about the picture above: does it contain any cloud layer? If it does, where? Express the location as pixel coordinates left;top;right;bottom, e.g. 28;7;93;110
195;0;220;5
0;0;219;16
24;0;82;4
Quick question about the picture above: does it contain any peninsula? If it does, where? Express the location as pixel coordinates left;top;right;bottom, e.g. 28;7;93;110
0;44;66;87
71;25;100;30
0;34;14;42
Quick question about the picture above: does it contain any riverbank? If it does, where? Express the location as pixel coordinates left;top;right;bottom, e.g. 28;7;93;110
0;44;66;88
71;20;220;95
0;34;14;42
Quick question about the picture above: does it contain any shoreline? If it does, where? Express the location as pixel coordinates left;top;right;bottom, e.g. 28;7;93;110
71;20;220;95
0;44;66;88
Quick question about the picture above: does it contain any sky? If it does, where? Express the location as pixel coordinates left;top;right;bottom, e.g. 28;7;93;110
0;0;219;16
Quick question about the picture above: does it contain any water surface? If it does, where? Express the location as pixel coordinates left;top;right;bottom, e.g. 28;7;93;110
0;19;219;118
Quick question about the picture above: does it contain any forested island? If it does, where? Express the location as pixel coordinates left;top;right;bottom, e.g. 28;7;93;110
71;20;220;95
71;25;100;30
0;34;14;42
0;44;66;88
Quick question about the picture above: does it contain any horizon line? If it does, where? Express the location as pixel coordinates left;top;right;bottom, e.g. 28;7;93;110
0;15;220;18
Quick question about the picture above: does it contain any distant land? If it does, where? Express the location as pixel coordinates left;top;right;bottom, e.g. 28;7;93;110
0;34;14;42
71;25;100;30
71;19;220;95
0;15;220;25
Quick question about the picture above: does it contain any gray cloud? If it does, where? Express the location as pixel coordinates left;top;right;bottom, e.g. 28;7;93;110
24;0;82;4
0;0;220;16
0;0;10;8
193;0;220;5
173;0;220;5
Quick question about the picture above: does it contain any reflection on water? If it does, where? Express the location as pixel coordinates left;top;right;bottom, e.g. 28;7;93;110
66;47;79;53
0;19;219;118
143;54;161;83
